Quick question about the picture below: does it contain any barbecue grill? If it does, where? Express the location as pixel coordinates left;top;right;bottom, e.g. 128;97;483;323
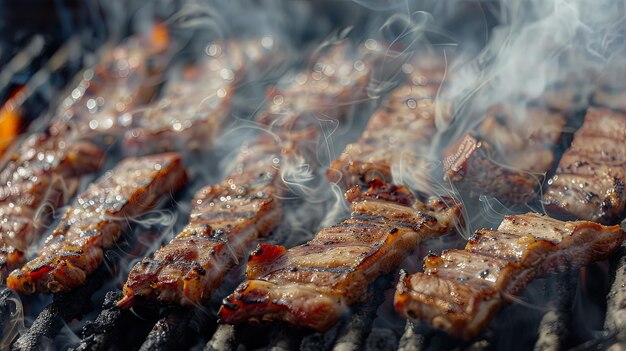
1;1;626;350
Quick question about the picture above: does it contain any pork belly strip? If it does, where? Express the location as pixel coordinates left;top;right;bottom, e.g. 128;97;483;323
327;58;451;191
118;139;283;307
544;107;626;224
49;31;170;139
394;213;624;340
219;180;462;331
123;39;280;155
443;106;565;205
0;133;103;279
6;152;187;294
256;41;374;131
117;42;375;308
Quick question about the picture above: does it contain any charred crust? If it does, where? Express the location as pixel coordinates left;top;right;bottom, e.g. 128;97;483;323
360;180;415;206
221;297;240;311
242;294;269;305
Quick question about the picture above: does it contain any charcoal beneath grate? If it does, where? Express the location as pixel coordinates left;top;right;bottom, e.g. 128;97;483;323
69;291;160;351
139;305;214;351
533;271;577;351
0;288;24;348
365;328;398;351
11;265;110;351
605;241;626;348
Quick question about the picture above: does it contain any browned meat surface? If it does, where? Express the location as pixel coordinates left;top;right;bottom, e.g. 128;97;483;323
124;39;279;155
256;42;374;130
219;180;462;331
444;106;565;205
395;213;625;340
0;134;103;280
119;139;283;307
328;58;451;192
6;153;187;294
544;107;626;223
118;42;377;308
49;32;170;139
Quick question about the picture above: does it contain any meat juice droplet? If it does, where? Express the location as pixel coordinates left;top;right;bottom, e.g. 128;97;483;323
406;99;417;109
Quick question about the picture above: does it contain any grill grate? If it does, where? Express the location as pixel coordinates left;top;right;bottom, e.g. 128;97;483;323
3;253;625;350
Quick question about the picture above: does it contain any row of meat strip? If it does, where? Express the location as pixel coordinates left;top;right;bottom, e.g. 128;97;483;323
1;29;625;344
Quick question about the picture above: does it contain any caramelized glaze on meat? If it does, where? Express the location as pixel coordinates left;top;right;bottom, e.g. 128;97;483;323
219;180;462;331
118;43;376;308
0;134;103;280
256;42;374;130
124;40;280;155
394;213;624;340
50;35;170;139
6;153;187;294
328;58;451;192
118;141;283;307
544;107;626;223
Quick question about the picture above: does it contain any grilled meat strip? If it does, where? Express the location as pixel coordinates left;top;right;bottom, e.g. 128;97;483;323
0;134;103;280
118;138;283;307
117;42;375;308
394;212;625;340
49;32;170;139
124;39;280;155
328;58;451;192
444;106;565;205
256;42;373;129
6;152;187;294
219;180;462;331
544;107;626;223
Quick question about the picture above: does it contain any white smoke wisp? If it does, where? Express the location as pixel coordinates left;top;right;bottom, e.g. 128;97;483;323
375;0;626;232
0;287;25;349
445;0;624;130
